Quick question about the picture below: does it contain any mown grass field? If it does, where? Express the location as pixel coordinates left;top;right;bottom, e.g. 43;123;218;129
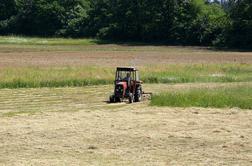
0;36;251;165
0;83;251;165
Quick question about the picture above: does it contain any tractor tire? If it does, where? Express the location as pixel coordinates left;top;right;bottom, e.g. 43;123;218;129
135;87;142;102
109;95;115;103
129;93;134;103
115;97;121;103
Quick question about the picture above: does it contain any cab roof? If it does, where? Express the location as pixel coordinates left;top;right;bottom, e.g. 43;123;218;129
116;67;138;71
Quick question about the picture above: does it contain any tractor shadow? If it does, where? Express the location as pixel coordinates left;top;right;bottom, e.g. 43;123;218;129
103;100;131;104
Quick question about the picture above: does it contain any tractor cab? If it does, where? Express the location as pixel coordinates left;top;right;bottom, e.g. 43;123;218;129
115;67;139;82
110;67;142;103
115;67;140;86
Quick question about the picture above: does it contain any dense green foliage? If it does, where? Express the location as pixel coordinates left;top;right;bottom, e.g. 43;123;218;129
0;0;90;37
151;85;252;109
225;0;252;48
0;0;251;48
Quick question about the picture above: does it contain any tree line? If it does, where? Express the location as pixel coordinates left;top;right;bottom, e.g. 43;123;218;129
0;0;251;48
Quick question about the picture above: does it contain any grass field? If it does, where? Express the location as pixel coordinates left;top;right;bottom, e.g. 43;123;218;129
151;85;252;109
0;36;251;165
0;36;99;45
0;83;251;165
0;64;251;88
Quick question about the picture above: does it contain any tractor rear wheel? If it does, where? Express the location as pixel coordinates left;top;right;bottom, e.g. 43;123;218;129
109;95;115;103
115;97;121;103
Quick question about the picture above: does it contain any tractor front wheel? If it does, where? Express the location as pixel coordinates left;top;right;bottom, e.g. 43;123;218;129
135;87;142;102
129;93;134;103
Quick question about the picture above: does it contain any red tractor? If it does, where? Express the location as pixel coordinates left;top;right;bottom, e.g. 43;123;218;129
109;67;143;103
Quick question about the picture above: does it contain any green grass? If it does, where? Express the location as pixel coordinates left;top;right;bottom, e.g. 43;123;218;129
0;36;99;45
150;85;252;109
2;110;39;117
141;64;252;83
0;64;251;89
0;66;115;88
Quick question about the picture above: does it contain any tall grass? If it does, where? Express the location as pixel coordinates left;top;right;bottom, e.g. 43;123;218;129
151;85;252;109
141;64;252;83
0;64;251;89
0;66;114;88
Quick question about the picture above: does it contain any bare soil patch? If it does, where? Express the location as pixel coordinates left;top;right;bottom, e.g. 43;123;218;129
0;45;252;68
